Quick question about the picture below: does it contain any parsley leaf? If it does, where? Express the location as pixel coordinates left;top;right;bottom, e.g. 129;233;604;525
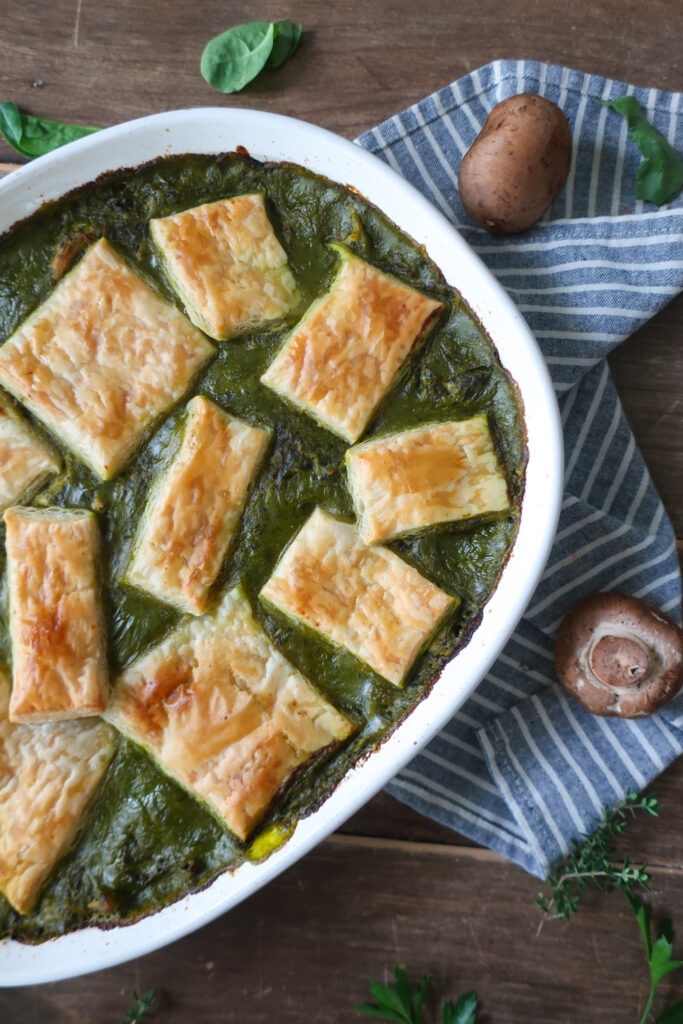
356;967;431;1022
597;96;683;206
443;991;478;1024
627;894;683;1024
200;20;302;94
116;989;157;1024
356;968;478;1024
0;102;97;159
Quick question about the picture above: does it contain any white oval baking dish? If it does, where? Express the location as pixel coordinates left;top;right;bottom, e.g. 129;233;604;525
0;108;563;985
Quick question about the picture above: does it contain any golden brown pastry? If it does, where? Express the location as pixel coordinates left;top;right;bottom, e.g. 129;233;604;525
151;194;300;339
0;672;116;914
5;507;108;723
0;391;60;511
124;396;270;614
261;246;442;442
260;508;458;685
0;239;215;480
105;588;353;841
346;415;510;543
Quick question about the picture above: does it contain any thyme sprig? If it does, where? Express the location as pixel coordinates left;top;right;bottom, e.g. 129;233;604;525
537;791;683;1022
536;791;659;925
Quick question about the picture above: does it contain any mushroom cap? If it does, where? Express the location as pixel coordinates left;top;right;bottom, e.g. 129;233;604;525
554;592;683;718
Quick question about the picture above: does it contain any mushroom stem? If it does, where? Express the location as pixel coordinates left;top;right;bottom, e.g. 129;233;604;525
554;592;683;718
590;635;650;689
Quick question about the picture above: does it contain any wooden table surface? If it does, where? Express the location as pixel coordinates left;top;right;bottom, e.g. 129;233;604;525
1;1;682;1020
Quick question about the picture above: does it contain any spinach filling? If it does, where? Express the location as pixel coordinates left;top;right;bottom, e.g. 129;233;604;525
0;153;525;941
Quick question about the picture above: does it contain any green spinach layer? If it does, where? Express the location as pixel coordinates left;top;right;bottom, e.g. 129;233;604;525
0;153;525;941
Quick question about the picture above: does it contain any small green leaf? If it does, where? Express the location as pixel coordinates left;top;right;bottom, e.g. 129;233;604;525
355;1006;408;1023
393;967;413;1012
629;894;654;959
597;96;683;206
0;102;97;159
443;991;478;1024
200;19;302;94
650;935;683;987
200;21;275;94
653;1000;683;1024
369;979;413;1021
267;20;302;69
116;989;156;1024
356;968;431;1023
411;972;431;1021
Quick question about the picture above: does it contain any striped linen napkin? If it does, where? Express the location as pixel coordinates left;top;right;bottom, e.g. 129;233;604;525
356;59;683;878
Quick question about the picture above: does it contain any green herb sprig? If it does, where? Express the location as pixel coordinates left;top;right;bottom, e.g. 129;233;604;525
0;102;98;159
536;790;659;925
597;96;683;206
200;20;302;95
538;792;683;1022
629;896;683;1024
116;989;157;1024
355;967;478;1023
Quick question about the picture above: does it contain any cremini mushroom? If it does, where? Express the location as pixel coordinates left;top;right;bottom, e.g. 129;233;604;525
554;593;683;718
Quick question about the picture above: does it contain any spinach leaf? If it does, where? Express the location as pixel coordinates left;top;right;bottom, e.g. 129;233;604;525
0;102;98;159
597;96;683;206
268;20;302;69
200;20;302;94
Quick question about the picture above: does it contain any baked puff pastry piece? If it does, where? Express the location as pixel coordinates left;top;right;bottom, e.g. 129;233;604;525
0;391;60;511
261;246;443;442
0;239;215;480
0;671;116;914
150;193;300;340
124;396;270;615
346;415;510;544
260;508;458;685
4;507;109;723
105;588;353;841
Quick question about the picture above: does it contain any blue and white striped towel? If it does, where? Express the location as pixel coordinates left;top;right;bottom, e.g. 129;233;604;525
356;60;683;878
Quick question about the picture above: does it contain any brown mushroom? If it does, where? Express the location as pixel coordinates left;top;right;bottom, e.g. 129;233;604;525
554;593;683;718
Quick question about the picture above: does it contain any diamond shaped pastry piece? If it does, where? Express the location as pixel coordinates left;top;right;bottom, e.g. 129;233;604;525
0;391;60;511
125;396;270;615
0;239;215;480
5;507;109;724
150;194;300;340
0;672;116;914
347;415;510;544
105;588;353;841
261;246;443;442
260;508;458;686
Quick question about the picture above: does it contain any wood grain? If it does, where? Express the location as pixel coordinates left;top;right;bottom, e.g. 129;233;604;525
3;833;683;1023
1;1;682;1019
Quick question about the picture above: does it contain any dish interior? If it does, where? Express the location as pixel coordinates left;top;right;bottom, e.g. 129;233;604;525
0;150;525;942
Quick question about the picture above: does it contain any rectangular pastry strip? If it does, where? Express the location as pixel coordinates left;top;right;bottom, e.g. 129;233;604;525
0;391;60;511
105;588;353;841
347;415;510;543
0;239;215;479
5;507;109;723
260;508;458;685
125;396;270;615
0;672;116;914
151;193;300;340
261;247;443;442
